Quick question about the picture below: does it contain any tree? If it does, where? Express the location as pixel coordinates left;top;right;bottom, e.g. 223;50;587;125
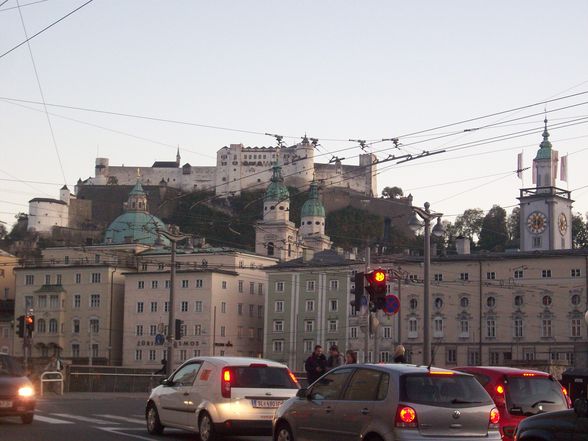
454;208;484;242
325;206;383;249
506;207;520;248
381;186;403;199
572;213;588;249
478;205;509;251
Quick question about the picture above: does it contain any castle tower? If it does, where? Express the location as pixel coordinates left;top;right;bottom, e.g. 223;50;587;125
299;180;332;252
518;119;573;251
255;164;301;260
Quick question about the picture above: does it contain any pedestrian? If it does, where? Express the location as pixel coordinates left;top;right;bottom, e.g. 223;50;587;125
304;345;327;385
43;356;63;394
345;350;357;364
327;345;344;370
393;345;407;363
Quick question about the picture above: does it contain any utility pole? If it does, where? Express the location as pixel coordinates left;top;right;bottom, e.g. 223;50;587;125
157;227;191;377
363;246;371;362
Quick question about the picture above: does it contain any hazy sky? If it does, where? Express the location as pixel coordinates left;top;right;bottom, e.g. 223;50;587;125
1;0;588;231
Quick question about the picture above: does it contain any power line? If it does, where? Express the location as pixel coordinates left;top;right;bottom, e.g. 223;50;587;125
15;0;67;185
0;0;95;60
0;0;51;12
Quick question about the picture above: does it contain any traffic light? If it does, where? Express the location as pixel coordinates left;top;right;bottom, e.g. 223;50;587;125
350;271;364;313
16;315;25;338
25;315;35;335
365;268;388;310
174;319;183;340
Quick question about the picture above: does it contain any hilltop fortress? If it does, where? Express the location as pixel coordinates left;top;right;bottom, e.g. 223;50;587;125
81;137;378;197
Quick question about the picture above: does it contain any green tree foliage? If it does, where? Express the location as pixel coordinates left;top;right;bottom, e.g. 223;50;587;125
325;206;383;249
381;186;404;199
572;213;588;249
478;205;509;251
506;207;520;248
454;208;484;242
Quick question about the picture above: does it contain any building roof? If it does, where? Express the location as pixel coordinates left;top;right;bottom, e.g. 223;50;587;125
128;181;146;196
269;249;357;270
29;198;67;205
152;161;178;168
104;211;170;246
265;164;289;202
0;249;14;258
301;181;325;218
122;268;238;276
535;118;553;160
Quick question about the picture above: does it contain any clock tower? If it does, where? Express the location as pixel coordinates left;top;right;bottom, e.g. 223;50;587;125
518;119;573;251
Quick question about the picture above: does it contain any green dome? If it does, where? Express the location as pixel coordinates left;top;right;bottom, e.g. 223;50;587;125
301;181;325;217
129;181;145;195
104;212;170;246
265;164;289;201
535;118;553;160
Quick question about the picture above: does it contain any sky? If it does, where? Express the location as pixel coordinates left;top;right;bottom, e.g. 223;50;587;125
1;0;588;231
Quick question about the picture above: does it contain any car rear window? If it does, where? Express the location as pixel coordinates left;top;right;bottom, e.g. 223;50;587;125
401;373;492;407
231;366;298;389
506;376;567;415
0;355;24;376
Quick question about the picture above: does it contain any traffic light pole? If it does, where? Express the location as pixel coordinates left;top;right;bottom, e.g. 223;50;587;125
364;246;370;363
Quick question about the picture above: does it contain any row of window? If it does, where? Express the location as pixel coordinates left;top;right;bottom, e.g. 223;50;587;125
439;268;582;282
34;318;100;335
24;272;102;286
407;293;583;311
273;319;340;333
274;279;340;293
135;324;264;340
135;300;264;317
402;316;583;339
273;299;339;313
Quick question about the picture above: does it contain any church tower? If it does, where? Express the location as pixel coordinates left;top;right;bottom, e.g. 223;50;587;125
518;119;573;251
176;147;181;167
299;180;332;252
255;164;302;260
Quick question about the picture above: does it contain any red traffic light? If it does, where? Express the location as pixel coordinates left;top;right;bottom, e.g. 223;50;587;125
365;268;388;301
373;270;386;283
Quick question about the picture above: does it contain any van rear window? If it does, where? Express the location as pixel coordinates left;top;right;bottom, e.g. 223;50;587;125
231;366;298;389
401;373;492;407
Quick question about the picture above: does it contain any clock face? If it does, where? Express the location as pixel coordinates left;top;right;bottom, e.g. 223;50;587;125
558;213;568;235
527;211;547;234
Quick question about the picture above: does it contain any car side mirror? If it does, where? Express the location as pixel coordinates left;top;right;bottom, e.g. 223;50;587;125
161;378;173;387
574;398;588;418
296;388;308;399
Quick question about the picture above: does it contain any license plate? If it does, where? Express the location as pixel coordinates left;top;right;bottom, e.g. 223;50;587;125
251;399;282;408
0;400;12;408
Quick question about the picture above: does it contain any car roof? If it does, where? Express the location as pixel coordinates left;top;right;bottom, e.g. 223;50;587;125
346;363;466;375
455;366;551;377
184;356;288;368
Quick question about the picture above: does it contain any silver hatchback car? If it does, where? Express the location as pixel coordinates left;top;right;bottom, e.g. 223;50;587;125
273;364;501;441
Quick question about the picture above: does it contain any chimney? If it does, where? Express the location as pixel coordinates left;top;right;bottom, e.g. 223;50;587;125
456;237;471;255
302;248;314;262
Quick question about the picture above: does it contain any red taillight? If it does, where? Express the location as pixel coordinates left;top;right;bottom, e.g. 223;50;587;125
395;405;418;428
288;369;299;386
221;368;232;398
562;386;572;407
490;408;500;425
495;384;504;395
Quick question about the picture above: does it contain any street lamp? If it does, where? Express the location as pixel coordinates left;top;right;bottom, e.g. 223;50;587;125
408;202;444;366
157;227;191;376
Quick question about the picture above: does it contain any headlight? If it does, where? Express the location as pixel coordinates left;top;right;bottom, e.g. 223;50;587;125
18;386;34;397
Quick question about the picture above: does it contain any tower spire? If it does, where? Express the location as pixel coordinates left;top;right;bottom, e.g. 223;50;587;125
176;146;181;166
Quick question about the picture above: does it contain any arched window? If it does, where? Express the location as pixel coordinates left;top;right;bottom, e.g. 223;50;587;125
267;242;275;256
37;319;46;333
49;319;58;334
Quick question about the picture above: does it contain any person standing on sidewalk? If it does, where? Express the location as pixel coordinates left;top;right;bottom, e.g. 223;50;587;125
304;345;327;385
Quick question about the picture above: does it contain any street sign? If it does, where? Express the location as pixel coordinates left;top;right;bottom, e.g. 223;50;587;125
155;334;165;345
384;294;400;315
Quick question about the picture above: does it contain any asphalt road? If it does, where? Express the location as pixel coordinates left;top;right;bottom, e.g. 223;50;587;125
0;393;272;441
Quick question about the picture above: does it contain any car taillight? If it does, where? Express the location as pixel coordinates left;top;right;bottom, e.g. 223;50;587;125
489;407;500;426
495;384;504;395
221;368;232;398
288;369;299;386
395;405;418;428
562;386;572;407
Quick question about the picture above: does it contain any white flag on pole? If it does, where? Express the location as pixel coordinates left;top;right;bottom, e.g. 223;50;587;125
517;152;523;179
560;154;568;182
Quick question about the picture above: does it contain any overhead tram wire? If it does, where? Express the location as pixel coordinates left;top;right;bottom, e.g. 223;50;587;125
2;89;588;151
0;0;94;60
0;0;51;11
16;0;67;185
